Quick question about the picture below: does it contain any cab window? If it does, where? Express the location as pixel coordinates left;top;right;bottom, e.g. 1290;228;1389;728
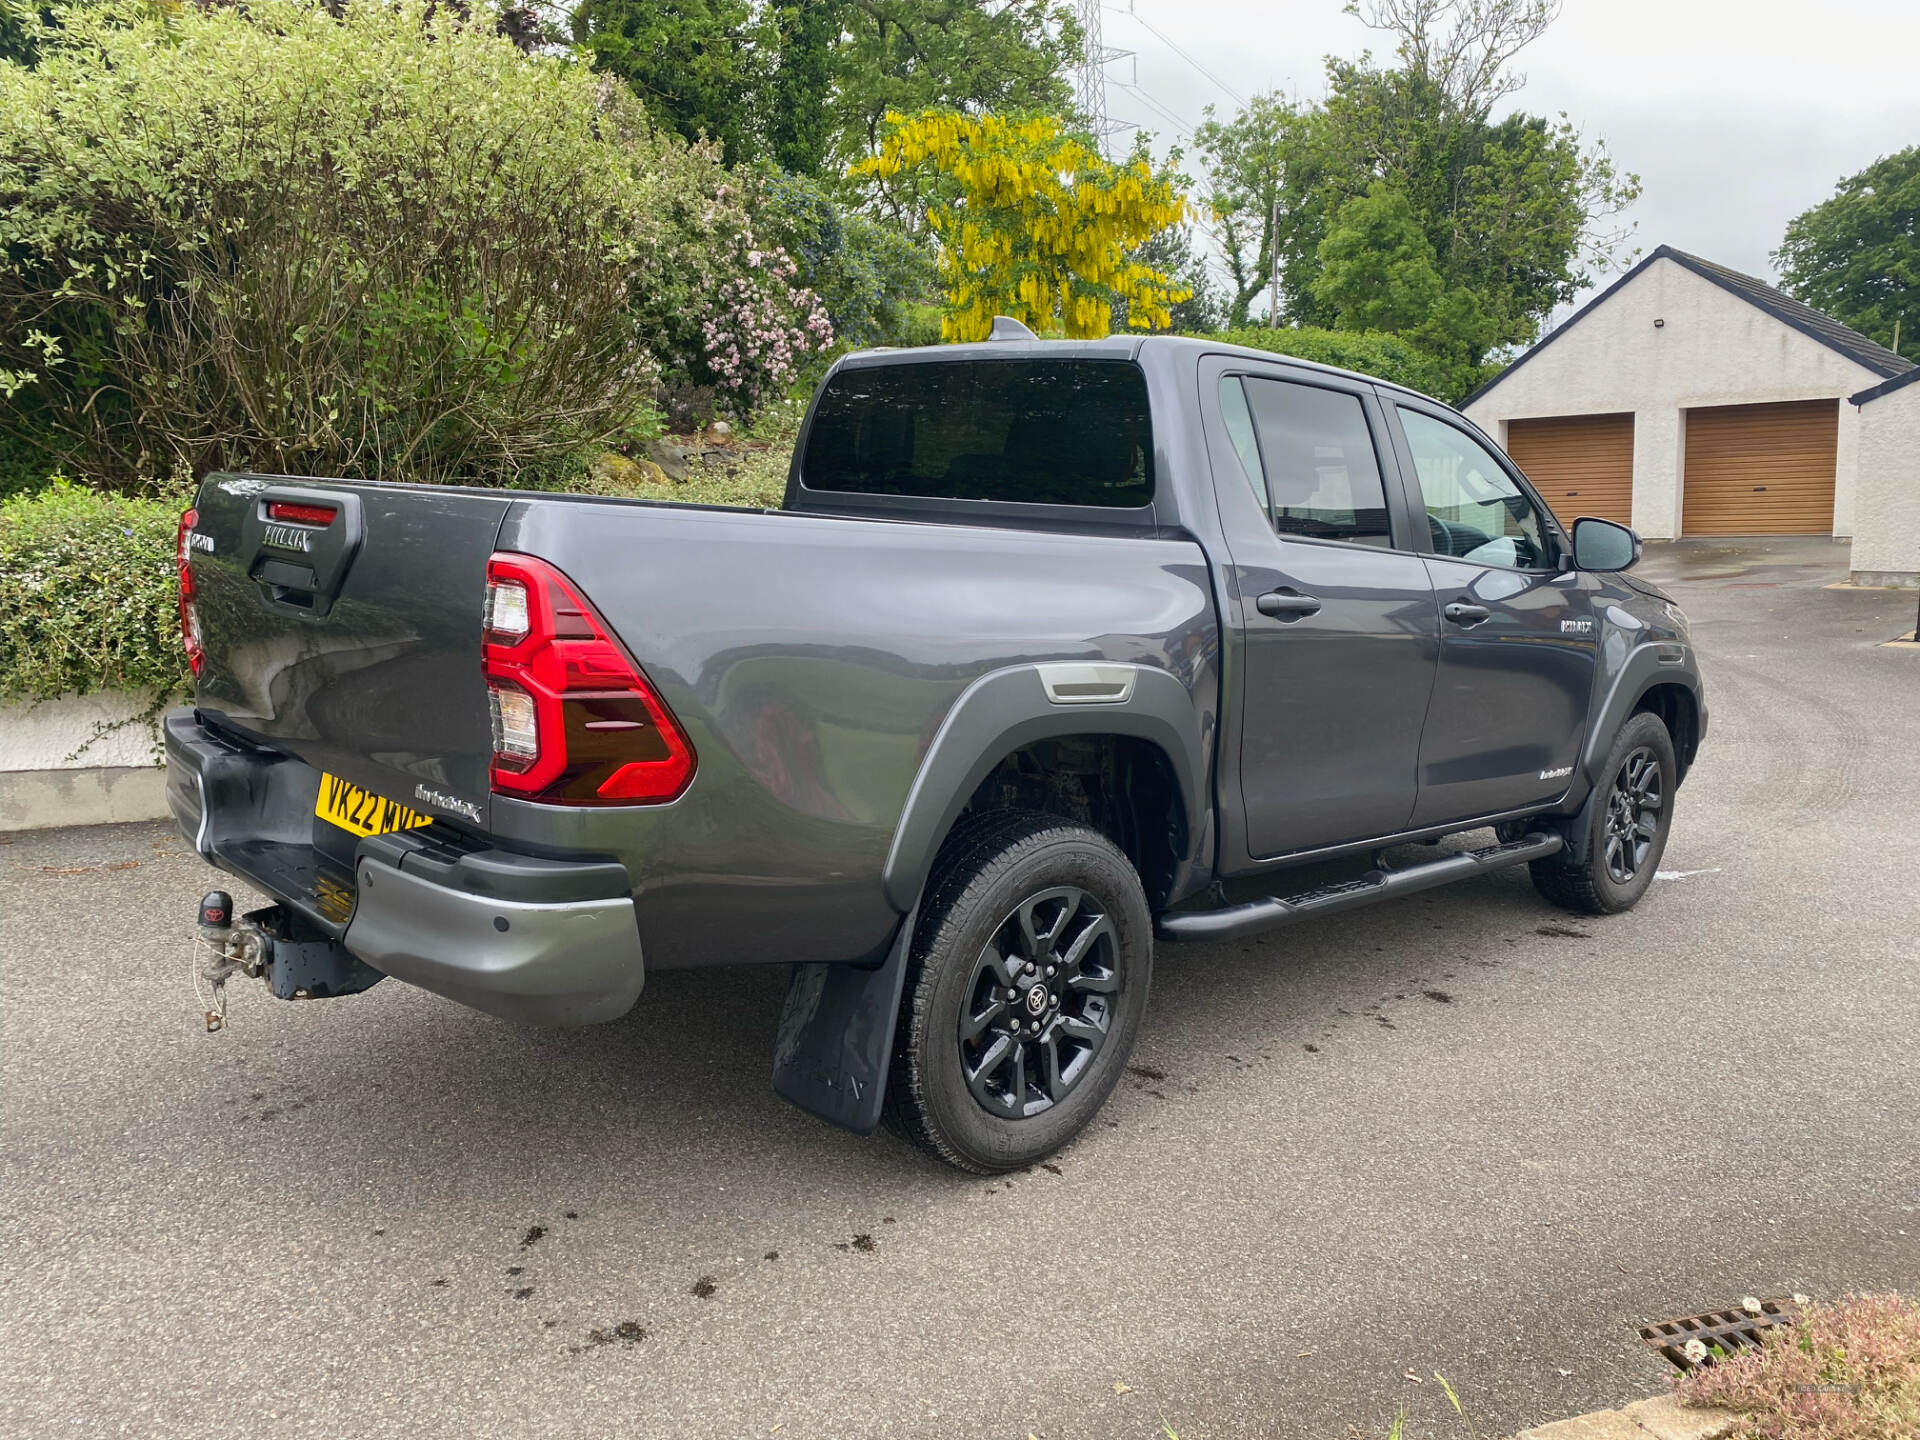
1398;408;1554;570
1235;377;1393;547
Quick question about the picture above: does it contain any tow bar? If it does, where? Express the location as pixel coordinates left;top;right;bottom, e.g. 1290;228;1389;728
192;891;384;1032
195;890;265;1031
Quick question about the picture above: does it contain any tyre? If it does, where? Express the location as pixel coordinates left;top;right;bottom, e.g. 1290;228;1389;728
885;810;1153;1174
1531;710;1676;915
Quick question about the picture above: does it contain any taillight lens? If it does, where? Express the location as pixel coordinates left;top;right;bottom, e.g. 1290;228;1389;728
482;554;695;804
176;507;203;676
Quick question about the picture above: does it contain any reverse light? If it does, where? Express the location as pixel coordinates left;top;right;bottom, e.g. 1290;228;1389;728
176;507;204;676
488;682;540;766
483;576;531;644
482;554;695;804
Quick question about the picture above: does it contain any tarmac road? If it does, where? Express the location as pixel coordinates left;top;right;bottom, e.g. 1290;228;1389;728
3;537;1916;1439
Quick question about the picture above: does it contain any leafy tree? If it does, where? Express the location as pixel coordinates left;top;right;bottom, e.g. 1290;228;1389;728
1775;145;1920;364
1119;222;1221;333
1194;0;1633;363
835;2;1082;211
855;111;1188;340
1311;183;1444;332
1192;92;1316;328
1;0;42;67
766;1;844;175
1304;60;1632;357
570;0;766;166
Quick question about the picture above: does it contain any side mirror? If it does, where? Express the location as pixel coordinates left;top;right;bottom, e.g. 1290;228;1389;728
1572;516;1640;572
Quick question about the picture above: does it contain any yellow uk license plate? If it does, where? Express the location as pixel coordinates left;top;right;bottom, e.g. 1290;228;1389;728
315;772;431;838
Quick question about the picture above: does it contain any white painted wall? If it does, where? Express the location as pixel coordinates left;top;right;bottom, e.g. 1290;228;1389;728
1851;378;1920;585
0;690;168;831
1466;256;1889;539
0;690;161;771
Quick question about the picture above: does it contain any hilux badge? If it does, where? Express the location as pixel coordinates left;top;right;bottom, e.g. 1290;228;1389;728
263;523;315;554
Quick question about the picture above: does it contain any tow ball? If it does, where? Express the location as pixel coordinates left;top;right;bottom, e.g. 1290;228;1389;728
193;891;384;1032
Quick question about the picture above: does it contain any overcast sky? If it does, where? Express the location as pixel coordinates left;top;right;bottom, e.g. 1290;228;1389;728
1095;0;1920;317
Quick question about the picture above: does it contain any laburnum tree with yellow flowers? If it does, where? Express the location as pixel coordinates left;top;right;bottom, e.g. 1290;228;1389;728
854;111;1192;342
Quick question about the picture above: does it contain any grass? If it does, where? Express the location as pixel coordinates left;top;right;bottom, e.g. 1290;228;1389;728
1680;1294;1920;1440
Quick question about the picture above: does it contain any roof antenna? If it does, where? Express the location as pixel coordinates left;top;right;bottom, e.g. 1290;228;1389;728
989;316;1039;341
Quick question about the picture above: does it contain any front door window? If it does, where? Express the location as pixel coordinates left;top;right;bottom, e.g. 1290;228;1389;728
1399;408;1555;570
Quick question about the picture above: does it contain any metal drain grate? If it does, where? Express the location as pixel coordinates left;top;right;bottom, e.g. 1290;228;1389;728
1639;1298;1799;1371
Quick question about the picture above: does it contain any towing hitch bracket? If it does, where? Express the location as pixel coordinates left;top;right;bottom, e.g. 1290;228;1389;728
194;892;384;1031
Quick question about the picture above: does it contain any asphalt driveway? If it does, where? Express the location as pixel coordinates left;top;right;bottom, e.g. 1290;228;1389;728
3;536;1916;1439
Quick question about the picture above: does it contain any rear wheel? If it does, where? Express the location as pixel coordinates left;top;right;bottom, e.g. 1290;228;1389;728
886;811;1152;1174
1531;711;1676;915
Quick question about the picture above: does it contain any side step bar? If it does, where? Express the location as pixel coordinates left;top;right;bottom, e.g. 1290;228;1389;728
1156;831;1564;944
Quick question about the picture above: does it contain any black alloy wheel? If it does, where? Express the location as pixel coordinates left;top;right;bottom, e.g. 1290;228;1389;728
1530;709;1677;915
887;811;1153;1173
1602;745;1664;886
957;886;1119;1119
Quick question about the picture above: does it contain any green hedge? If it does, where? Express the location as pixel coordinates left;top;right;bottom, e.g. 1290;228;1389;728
0;483;189;704
1200;326;1492;403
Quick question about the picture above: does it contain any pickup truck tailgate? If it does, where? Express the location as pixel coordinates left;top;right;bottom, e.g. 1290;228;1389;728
186;475;510;831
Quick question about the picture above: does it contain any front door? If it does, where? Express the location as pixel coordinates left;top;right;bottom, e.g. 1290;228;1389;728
1202;358;1440;859
1388;401;1601;827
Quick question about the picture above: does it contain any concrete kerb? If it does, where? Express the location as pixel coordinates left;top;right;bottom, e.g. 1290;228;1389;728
1512;1393;1740;1440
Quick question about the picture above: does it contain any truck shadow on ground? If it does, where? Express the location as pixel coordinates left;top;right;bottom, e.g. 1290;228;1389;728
196;843;1593;1194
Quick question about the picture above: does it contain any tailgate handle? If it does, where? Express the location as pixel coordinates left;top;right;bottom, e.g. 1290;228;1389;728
241;485;365;619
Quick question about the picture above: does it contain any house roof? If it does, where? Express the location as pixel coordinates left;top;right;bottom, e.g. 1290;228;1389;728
1464;245;1916;408
1849;364;1920;407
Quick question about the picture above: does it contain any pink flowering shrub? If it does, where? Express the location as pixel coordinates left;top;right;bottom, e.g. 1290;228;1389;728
699;245;834;415
1680;1294;1920;1440
628;139;833;424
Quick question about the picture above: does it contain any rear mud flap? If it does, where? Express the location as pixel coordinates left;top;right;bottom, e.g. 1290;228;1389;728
771;905;917;1136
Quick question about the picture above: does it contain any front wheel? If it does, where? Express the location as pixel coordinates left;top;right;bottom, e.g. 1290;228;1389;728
1531;711;1677;915
885;811;1153;1174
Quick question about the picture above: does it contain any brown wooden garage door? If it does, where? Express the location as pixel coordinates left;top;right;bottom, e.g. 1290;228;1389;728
1505;413;1635;527
1682;399;1837;535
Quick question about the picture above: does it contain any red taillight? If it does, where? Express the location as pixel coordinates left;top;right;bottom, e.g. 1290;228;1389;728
482;553;695;805
176;507;203;677
266;501;337;526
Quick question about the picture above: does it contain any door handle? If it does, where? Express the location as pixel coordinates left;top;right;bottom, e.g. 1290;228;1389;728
1443;601;1492;626
1256;588;1322;620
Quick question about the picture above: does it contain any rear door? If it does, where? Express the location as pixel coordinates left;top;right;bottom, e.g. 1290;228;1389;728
1200;355;1440;859
1385;400;1600;827
187;475;510;833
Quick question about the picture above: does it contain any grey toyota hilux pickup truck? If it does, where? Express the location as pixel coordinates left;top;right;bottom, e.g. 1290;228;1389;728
168;329;1705;1172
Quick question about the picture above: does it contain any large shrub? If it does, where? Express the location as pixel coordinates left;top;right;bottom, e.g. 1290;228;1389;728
1202;326;1491;402
0;0;826;488
754;170;937;349
0;482;188;703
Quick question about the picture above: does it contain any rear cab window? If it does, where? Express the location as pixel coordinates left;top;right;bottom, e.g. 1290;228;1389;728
1221;375;1394;548
799;359;1154;509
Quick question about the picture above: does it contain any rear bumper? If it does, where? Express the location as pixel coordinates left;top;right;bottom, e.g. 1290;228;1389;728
165;709;644;1026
